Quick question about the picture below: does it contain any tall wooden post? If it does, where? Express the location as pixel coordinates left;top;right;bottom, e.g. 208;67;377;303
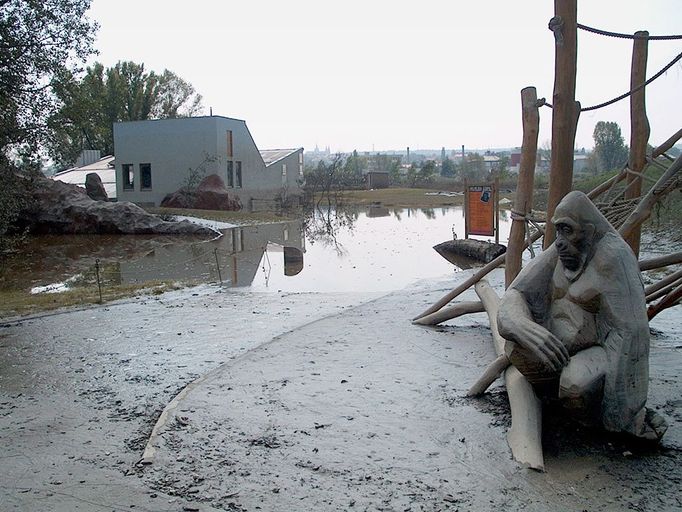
626;31;649;257
544;0;580;249
506;87;540;288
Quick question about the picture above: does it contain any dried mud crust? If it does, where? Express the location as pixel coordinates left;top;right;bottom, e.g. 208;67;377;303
140;286;681;512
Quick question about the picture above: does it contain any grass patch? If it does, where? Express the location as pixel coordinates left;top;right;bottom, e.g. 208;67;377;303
0;280;185;319
145;207;295;225
324;188;466;207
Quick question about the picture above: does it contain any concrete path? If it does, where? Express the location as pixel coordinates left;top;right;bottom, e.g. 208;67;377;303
141;272;682;511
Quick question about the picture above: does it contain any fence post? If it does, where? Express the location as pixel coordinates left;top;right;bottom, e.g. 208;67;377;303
626;30;650;257
214;248;223;284
544;0;580;249
95;258;103;304
506;87;540;288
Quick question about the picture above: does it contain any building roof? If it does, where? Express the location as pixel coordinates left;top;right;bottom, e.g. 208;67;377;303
260;148;301;167
52;155;117;199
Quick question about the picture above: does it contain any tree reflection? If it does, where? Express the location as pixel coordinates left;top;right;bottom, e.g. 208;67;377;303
302;203;358;256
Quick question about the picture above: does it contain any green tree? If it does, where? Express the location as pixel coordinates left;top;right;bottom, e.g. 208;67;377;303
460;153;486;181
592;121;628;172
441;157;456;177
1;0;97;250
48;61;204;166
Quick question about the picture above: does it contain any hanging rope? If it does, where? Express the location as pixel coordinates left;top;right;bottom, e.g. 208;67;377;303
538;50;682;112
577;23;682;41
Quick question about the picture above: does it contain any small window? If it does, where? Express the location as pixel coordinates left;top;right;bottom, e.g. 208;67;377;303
282;163;287;177
140;163;152;190
298;152;304;176
122;164;134;190
227;161;234;188
226;130;233;157
235;161;242;188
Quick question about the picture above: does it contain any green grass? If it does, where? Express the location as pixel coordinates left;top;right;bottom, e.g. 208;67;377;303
323;188;466;207
0;280;186;319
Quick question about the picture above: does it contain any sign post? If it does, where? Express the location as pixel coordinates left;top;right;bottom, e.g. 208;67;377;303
465;181;499;243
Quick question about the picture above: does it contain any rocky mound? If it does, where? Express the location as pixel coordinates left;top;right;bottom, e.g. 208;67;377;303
85;172;108;201
17;175;217;236
160;174;242;211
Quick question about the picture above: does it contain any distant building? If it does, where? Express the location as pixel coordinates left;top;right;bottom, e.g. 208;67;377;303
52;153;116;199
113;116;303;209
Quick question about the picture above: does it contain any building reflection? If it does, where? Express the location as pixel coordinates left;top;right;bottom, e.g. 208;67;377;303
115;220;305;287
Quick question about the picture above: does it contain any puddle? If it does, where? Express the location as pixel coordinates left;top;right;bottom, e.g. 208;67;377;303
1;206;513;294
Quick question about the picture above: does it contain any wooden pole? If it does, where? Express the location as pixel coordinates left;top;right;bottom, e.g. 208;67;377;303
494;177;500;245
625;31;650;257
412;300;485;326
652;128;682;158
506;87;540;288
619;153;682;241
639;251;682;271
464;179;469;239
544;0;579;249
474;280;544;471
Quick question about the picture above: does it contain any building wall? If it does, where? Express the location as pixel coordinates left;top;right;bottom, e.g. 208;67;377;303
264;150;304;200
114;116;301;208
114;117;224;206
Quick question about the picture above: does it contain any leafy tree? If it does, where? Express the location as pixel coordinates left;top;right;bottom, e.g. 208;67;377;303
459;153;486;181
1;0;97;251
441;157;456;177
48;61;204;166
592;121;628;172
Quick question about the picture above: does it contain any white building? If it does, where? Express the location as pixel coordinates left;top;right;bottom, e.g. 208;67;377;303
52;153;117;199
113;116;303;209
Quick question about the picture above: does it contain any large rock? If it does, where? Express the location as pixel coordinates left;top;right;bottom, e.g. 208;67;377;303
16;175;217;236
85;172;109;201
160;174;242;211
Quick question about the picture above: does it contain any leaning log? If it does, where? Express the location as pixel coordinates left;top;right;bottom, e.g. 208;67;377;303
473;280;544;471
412;301;484;326
434;239;506;264
648;283;682;320
413;230;543;321
639;252;682;271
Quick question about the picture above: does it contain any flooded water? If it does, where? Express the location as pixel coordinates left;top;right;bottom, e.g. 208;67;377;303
0;206;513;294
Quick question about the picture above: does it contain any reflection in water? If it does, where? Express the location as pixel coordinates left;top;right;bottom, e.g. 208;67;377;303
1;221;305;293
2;206;514;294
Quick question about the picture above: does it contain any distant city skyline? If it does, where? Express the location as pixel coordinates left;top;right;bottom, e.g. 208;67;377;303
88;0;682;153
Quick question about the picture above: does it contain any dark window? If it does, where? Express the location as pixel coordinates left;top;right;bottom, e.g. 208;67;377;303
140;163;152;190
236;161;242;188
226;130;233;157
227;161;234;187
122;164;134;190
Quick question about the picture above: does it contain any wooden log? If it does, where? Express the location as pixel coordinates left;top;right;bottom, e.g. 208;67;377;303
648;283;682;320
544;0;579;249
467;354;509;397
646;276;682;303
413;230;544;321
625;31;650;257
412;300;484;326
473;280;544;470
652;128;682;158
644;268;682;296
587;167;628;200
434;239;506;264
619;153;682;241
639;251;682;271
506;87;540;288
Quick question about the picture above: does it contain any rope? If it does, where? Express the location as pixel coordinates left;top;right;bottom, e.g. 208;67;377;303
539;50;682;112
577;23;682;41
510;210;545;258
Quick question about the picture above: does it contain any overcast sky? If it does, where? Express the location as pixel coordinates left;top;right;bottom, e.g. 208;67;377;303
87;0;681;153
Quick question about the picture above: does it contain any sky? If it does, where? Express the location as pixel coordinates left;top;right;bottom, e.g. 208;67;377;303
87;0;681;154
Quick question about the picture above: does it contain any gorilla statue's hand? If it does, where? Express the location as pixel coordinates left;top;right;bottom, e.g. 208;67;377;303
512;319;570;373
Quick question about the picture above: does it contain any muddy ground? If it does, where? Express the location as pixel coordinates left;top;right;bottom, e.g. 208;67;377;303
1;270;680;511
